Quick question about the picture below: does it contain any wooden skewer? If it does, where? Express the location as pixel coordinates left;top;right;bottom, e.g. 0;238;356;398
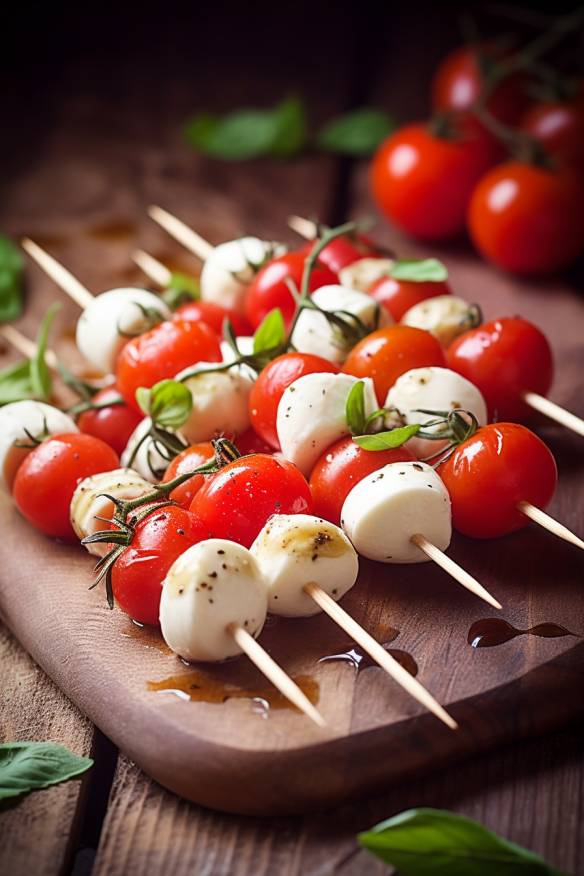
148;206;214;262
0;324;59;370
21;239;95;310
517;500;584;551
228;622;325;728
523;390;584;439
132;249;172;288
410;534;502;610
304;583;457;730
288;215;317;240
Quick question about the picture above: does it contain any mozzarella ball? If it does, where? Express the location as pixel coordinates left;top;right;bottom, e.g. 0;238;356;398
220;336;256;381
200;238;285;314
70;468;152;556
160;539;267;662
338;257;394;292
0;401;78;493
76;288;170;375
341;461;451;564
175;363;253;444
276;372;379;476
385;367;488;460
400;295;476;347
251;514;358;617
290;285;391;365
121;417;182;482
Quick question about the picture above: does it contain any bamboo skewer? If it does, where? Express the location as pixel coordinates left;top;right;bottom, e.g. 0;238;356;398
522;391;584;439
288;215;318;240
410;534;503;610
132;249;172;287
21;238;95;309
148;206;214;261
0;324;58;370
517;501;584;551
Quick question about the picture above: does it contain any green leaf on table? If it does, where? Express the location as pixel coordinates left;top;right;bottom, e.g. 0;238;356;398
354;424;420;450
316;108;394;156
136;379;192;430
390;258;448;283
161;271;200;310
0;235;24;323
253;308;286;355
268;96;307;157
345;380;367;436
358;808;568;876
30;303;59;401
0;742;93;802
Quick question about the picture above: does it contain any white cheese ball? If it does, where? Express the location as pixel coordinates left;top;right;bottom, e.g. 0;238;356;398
76;288;170;375
160;539;267;662
121;417;182;483
341;461;451;564
175;362;253;444
200;237;285;314
400;295;476;347
276;372;379;476
338;257;394;292
251;514;358;617
220;336;256;381
290;285;391;365
385;367;488;460
0;401;78;493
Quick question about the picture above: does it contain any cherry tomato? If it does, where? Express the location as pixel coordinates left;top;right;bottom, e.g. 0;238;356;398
343;325;446;402
446;316;553;421
244;251;338;330
175;300;252;337
112;505;207;625
249;352;339;449
519;94;584;174
369;275;451;321
439;423;557;539
161;442;216;509
309;436;415;525
299;234;381;274
13;433;119;540
468;161;584;275
370;121;497;241
235;427;274;456
116;319;222;412
189;454;313;547
77;387;142;456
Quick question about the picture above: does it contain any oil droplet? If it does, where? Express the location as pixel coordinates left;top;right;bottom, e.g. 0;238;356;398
318;634;418;677
468;618;576;649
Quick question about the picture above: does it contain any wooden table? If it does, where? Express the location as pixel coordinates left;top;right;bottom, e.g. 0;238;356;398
1;4;583;873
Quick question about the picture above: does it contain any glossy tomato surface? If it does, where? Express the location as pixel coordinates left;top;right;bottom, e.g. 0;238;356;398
235;427;274;456
519;96;584;173
77;386;142;456
175;300;252;337
447;316;553;421
439;423;557;538
189;454;313;547
299;234;381;274
13;433;119;540
369;275;451;321
161;442;216;509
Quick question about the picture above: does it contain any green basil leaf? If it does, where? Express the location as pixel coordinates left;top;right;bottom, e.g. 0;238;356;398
345;381;367;436
253;308;286;355
30;302;60;401
353;424;420;450
135;386;152;417
268;96;307;158
0;742;93;801
163;271;200;309
138;379;193;430
316;108;395;156
0;359;35;405
0;236;24;323
390;258;448;283
358;808;567;876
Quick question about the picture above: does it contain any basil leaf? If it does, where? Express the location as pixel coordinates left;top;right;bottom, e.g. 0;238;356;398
268;96;307;158
358;808;567;876
316;108;394;156
253;308;286;355
345;381;367;435
0;360;35;405
0;236;24;323
0;742;93;801
30;302;59;401
136;379;192;430
390;258;448;283
354;424;420;450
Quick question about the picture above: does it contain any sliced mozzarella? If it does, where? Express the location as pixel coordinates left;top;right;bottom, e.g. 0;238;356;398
290;285;391;365
400;295;476;347
385;367;487;460
121;417;182;483
251;514;358;617
0;401;78;493
200;238;285;314
338;257;394;292
70;468;152;557
276;372;378;476
220;336;256;381
160;539;267;662
175;362;253;444
76;288;170;375
341;461;451;564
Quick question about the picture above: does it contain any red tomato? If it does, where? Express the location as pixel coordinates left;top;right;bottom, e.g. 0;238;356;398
299;234;381;274
161;442;216;509
111;505;207;625
519;96;584;173
116;319;221;411
13;433;119;540
249;352;339;449
235;427;274;456
175;300;252;337
244;251;338;330
369;275;451;321
343;325;446;402
370;121;497;241
468;161;584;275
309;436;415;525
189;454;313;547
439;423;557;539
77;387;142;456
447;316;553;421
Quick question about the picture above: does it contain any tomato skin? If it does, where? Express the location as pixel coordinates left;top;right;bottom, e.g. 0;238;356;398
189;454;313;548
439;423;557;539
249;352;339;449
309;436;415;525
299;234;381;274
468;161;584;275
343;325;446;402
175;300;252;337
112;505;207;625
446;316;553;422
519;97;584;173
77;387;142;456
370;122;497;241
161;442;215;509
244;251;338;330
369;276;451;321
116;319;222;412
13;433;120;540
235;427;274;456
